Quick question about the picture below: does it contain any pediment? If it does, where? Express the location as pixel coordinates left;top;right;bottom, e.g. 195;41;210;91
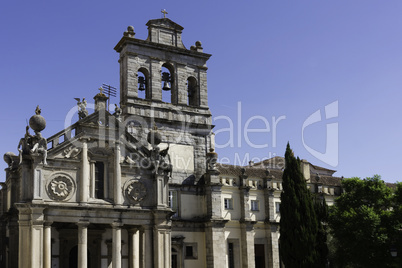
146;18;184;31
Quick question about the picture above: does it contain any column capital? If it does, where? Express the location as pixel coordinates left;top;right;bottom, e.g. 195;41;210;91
77;220;90;228
111;221;123;229
128;226;142;234
44;221;53;227
79;137;92;143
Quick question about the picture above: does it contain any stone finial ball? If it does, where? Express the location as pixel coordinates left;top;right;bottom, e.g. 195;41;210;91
147;129;162;146
195;41;202;47
29;114;46;132
127;26;134;32
4;152;16;165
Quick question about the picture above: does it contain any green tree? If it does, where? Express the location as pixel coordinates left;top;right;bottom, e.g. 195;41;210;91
328;175;394;267
314;196;329;267
279;143;320;267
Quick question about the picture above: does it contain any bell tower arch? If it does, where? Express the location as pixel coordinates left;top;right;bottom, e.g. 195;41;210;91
114;17;213;181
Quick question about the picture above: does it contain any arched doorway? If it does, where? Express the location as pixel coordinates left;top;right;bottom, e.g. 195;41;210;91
69;246;91;268
171;247;178;268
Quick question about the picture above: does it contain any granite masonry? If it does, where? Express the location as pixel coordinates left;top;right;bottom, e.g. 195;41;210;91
0;17;343;268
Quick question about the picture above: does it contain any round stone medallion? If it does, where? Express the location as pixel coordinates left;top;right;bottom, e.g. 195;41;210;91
47;175;75;201
125;180;147;203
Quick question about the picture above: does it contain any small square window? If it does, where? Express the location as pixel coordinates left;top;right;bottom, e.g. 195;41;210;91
184;243;198;259
251;200;259;211
186;246;193;257
224;198;233;210
276;202;281;213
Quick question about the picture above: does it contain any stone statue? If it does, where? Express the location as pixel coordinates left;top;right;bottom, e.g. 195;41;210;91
18;126;32;157
74;98;88;119
17;106;48;165
143;144;172;176
114;104;122;121
30;131;48;165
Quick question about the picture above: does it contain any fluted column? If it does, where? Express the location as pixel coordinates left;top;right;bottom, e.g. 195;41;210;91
43;221;53;268
114;142;122;205
129;227;140;268
112;222;122;268
80;139;90;204
77;221;89;268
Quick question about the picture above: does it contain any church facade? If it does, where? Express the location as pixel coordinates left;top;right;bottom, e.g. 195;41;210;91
0;17;343;268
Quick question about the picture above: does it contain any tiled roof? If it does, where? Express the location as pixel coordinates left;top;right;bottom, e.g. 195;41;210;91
217;163;343;186
216;163;282;180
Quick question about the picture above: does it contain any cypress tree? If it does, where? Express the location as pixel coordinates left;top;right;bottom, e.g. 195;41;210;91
279;143;319;267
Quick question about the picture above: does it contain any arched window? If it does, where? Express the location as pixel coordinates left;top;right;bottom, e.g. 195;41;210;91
161;63;174;103
137;68;150;99
187;77;198;106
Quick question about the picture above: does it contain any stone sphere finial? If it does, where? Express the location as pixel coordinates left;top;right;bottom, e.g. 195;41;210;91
29;106;46;132
124;26;135;38
195;41;202;47
147;125;162;146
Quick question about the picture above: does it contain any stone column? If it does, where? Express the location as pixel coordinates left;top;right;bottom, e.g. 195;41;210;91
263;174;278;268
80;139;90;204
17;207;31;268
43;221;53;268
77;221;90;268
154;228;170;268
240;222;255;268
112;222;122;268
129;227;140;268
143;226;153;268
151;59;162;101
8;220;19;268
205;221;226;268
31;207;45;268
114;142;122;205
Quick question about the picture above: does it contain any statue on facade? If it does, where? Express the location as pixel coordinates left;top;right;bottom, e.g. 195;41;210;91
114;104;122;121
30;131;48;165
17;106;48;165
140;126;172;176
18;125;32;163
74;97;88;119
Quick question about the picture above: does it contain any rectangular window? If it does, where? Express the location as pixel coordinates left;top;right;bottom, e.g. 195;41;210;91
275;202;281;213
228;242;235;268
186;246;193;257
95;161;105;199
224;198;233;210
318;185;323;193
169;190;178;217
251;200;259;211
184;243;198;259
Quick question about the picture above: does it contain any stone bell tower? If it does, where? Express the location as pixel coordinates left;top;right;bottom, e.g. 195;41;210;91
114;16;213;182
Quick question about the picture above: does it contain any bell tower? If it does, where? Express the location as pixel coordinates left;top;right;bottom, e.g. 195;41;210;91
114;17;213;181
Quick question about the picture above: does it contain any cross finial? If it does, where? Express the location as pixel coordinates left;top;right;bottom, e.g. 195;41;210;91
99;87;104;94
161;9;168;18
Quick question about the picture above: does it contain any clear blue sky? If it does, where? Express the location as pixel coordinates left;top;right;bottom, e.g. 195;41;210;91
1;1;402;183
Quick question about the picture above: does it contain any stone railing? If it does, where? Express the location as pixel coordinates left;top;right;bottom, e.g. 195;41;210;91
47;127;77;151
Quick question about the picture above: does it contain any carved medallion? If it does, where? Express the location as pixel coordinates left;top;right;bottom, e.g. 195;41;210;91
125;180;146;203
47;176;74;201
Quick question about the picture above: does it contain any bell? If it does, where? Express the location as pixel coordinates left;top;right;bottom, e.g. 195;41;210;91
162;80;171;91
138;77;146;91
162;72;171;91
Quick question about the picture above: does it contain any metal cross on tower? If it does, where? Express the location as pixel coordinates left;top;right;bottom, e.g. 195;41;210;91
161;9;168;18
